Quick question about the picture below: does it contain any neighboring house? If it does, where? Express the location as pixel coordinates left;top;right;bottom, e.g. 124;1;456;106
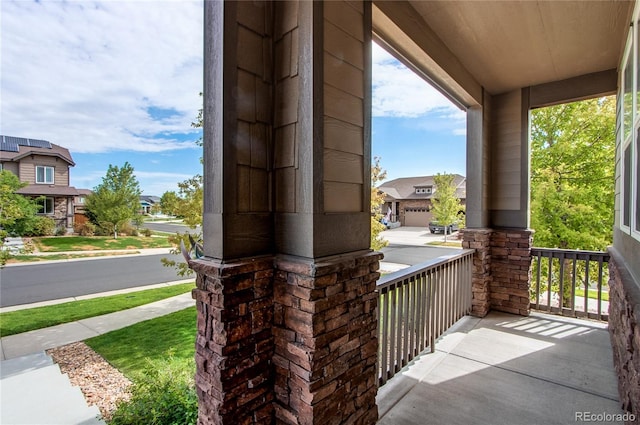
74;189;93;225
378;174;466;227
0;135;85;231
139;195;161;215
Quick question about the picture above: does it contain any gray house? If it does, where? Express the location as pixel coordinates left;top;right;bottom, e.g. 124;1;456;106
183;2;639;424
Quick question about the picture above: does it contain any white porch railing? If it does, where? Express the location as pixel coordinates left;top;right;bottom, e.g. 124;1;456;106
376;250;474;386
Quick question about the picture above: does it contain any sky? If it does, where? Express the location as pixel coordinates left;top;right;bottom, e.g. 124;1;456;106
0;0;466;195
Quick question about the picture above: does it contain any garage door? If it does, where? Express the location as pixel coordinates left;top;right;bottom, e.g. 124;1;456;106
404;208;431;227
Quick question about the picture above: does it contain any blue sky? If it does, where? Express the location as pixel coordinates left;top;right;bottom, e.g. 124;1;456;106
1;1;465;195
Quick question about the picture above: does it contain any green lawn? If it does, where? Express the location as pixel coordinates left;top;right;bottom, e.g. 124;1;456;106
7;251;138;263
575;288;610;302
86;307;197;379
0;283;194;337
426;241;463;248
32;235;171;252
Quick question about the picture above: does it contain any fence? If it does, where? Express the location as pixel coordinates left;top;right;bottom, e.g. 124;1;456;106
530;248;610;321
377;250;473;386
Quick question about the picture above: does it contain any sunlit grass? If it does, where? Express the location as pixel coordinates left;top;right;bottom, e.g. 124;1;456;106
0;283;194;337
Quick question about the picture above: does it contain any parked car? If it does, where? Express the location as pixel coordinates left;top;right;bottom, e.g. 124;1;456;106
428;221;459;234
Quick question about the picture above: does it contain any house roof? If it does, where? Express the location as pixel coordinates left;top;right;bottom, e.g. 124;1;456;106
76;189;93;196
0;135;75;166
378;174;466;201
16;184;80;197
140;195;161;203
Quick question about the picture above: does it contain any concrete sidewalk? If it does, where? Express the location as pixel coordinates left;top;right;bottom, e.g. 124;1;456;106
0;292;194;361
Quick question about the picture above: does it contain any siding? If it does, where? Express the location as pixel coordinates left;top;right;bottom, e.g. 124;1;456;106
323;0;365;213
17;155;69;186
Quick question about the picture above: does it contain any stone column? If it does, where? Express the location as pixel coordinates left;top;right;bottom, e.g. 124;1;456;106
608;249;640;418
461;228;492;317
272;252;381;425
190;258;275;425
489;229;533;316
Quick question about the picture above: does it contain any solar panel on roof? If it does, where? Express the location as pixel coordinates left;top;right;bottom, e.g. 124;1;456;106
27;139;52;149
1;139;20;152
0;135;52;152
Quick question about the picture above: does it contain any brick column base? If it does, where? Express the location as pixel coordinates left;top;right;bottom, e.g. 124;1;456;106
490;229;533;316
461;228;492;317
273;251;382;425
190;257;275;425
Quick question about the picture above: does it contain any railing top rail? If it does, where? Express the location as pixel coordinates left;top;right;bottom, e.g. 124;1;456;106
377;249;474;291
531;247;610;260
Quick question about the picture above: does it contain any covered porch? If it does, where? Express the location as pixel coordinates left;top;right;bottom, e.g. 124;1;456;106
193;0;640;423
378;311;624;425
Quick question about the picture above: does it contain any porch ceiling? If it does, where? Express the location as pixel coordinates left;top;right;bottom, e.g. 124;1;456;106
375;0;633;97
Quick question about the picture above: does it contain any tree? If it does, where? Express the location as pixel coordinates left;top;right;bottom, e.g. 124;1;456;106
430;173;462;242
371;157;389;251
85;162;141;239
0;170;37;266
531;96;615;251
530;96;615;306
160;191;179;216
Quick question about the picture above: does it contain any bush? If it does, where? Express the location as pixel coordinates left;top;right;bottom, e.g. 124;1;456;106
55;226;67;236
11;216;56;237
109;357;197;425
74;222;96;236
141;228;152;237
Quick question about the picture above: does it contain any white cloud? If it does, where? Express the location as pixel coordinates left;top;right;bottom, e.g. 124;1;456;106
0;0;203;153
372;43;461;118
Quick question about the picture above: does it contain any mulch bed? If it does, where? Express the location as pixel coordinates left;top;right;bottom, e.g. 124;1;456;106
47;342;132;421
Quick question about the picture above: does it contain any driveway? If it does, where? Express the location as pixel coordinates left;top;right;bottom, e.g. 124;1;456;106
379;226;463;268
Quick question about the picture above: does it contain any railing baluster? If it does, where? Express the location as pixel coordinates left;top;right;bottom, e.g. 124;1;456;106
535;252;541;310
571;254;577;316
584;259;590;316
597;257;604;321
547;255;553;312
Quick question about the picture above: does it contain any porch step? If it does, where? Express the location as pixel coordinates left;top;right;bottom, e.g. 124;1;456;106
0;352;104;424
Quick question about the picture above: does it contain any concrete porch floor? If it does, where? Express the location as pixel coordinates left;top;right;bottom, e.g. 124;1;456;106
377;311;625;425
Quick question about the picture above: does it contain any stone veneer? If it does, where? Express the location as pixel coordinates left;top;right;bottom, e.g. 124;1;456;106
608;249;640;422
189;251;382;425
461;228;533;317
190;257;275;425
490;229;533;316
461;228;492;317
272;252;381;425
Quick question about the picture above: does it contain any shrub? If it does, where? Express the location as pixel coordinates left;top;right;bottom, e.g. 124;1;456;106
55;226;67;236
74;222;96;236
13;216;56;237
109;357;197;425
141;228;152;237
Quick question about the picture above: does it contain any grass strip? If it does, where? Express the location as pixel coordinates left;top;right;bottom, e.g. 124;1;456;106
7;251;138;263
32;235;171;252
0;282;194;337
86;306;196;379
426;241;463;248
575;288;610;302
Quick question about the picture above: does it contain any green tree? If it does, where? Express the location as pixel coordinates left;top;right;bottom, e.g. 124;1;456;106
531;97;615;250
160;191;179;216
85;162;142;239
430;173;462;242
0;170;37;265
371;157;388;251
530;96;615;306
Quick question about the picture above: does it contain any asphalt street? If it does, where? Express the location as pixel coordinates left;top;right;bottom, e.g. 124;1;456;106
0;252;185;307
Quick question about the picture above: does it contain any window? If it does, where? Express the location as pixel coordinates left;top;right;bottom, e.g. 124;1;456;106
36;166;54;184
415;187;432;194
621;8;640;241
37;197;54;215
